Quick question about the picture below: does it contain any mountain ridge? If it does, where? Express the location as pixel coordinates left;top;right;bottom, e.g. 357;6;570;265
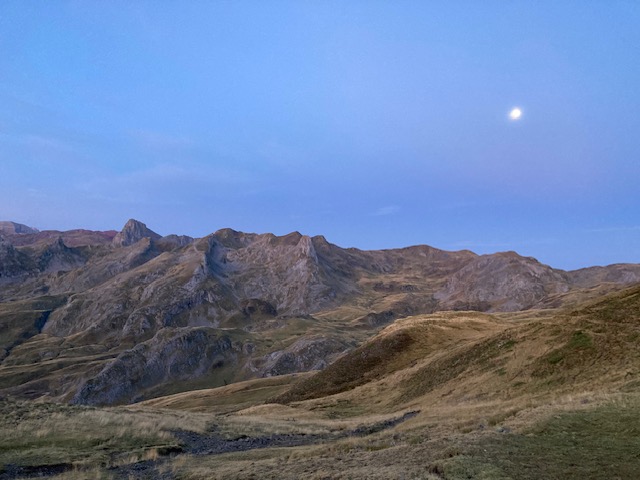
1;218;639;405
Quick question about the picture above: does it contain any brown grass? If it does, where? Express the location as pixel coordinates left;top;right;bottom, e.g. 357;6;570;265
272;311;506;404
137;373;312;413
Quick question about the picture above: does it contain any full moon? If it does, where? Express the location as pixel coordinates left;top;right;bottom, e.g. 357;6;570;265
509;107;522;120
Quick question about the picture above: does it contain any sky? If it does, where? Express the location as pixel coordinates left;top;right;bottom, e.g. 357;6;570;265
1;1;639;270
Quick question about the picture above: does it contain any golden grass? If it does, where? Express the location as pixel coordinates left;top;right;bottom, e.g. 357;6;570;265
137;373;313;413
0;399;210;469
272;311;509;404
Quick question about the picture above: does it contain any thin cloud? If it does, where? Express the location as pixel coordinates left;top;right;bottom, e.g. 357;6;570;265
371;205;400;217
584;226;640;233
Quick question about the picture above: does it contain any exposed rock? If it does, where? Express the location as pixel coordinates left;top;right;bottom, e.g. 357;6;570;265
257;336;350;377
219;231;332;315
35;237;86;273
435;252;570;311
568;264;640;287
241;299;277;317
0;237;35;279
6;229;117;247
112;219;161;247
72;327;239;405
157;234;194;250
0;221;39;235
1;219;639;406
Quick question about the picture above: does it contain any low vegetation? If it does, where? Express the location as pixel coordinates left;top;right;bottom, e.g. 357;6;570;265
0;399;206;476
434;395;640;479
1;284;640;478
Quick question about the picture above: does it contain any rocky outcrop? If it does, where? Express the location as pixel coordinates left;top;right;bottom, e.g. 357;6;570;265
219;231;333;315
36;237;86;273
72;327;240;405
0;237;35;279
5;229;117;247
157;234;194;250
257;336;351;377
241;299;278;317
112;219;161;247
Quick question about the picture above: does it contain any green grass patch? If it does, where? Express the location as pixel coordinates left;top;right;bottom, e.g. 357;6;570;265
567;330;593;349
546;350;565;365
536;329;596;372
435;397;640;480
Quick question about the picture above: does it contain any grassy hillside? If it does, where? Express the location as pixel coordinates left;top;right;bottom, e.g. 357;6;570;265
1;284;640;479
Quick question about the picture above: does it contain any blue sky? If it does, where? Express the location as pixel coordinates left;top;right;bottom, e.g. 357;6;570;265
1;1;639;270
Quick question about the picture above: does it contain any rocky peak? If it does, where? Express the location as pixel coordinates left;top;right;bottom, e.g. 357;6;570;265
112;219;161;247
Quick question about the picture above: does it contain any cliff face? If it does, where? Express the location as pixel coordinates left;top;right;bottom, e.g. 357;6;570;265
0;219;639;405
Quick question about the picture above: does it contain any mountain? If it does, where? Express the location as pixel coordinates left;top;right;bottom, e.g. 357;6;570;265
112;218;162;247
0;221;39;235
0;219;639;406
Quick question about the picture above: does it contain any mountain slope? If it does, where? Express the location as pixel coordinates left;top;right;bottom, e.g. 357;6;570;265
0;219;639;405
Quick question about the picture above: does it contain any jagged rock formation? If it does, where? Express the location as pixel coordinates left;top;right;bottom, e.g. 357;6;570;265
0;218;639;405
112;219;161;247
255;336;352;378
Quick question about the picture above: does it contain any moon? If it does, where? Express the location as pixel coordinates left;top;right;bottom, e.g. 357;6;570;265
509;107;522;120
